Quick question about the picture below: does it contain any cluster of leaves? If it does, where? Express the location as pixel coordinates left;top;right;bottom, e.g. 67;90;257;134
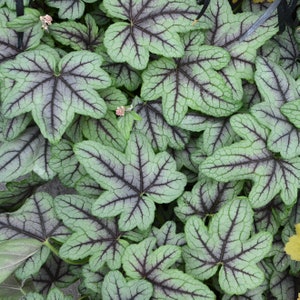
0;0;299;298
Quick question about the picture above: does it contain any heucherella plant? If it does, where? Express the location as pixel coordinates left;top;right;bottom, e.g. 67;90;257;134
0;0;299;298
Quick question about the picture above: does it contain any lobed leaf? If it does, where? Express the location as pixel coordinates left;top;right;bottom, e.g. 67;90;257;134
175;177;243;222
103;0;204;70
123;237;215;299
50;14;101;51
252;57;300;159
102;270;153;300
46;0;97;19
1;50;111;143
201;114;300;208
205;0;278;80
183;198;272;295
134;98;189;151
74;132;187;231
54;195;128;271
0;127;42;182
141;31;240;125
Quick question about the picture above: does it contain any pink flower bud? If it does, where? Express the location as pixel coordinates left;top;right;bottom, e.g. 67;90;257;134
40;15;53;31
116;106;126;116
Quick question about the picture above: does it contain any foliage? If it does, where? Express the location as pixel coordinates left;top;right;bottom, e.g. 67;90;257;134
0;0;299;298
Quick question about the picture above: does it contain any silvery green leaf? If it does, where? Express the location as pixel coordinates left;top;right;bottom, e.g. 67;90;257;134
74;133;187;231
103;0;204;70
205;0;277;80
1;50;111;143
251;57;300;159
50;139;87;188
0;238;42;284
0;192;69;242
175;177;243;223
0;8;43;62
183;198;272;295
83;112;127;152
46;0;97;19
50;14;101;51
31;253;78;294
0;127;42;182
102;270;153;300
150;221;185;247
270;270;299;299
273;28;300;78
201;114;300;208
0;114;32;141
123;237;215;299
281;99;300;129
54;195;128;271
134;98;189;151
101;53;142;91
141;31;240;125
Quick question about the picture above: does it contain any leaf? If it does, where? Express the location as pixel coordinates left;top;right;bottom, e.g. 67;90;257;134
101;53;142;91
0;8;43;61
0;276;35;299
50;14;101;51
50;139;88;188
81;264;108;296
253;196;289;235
273;28;300;78
34;138;56;181
175;177;243;223
102;270;153;300
6;8;40;32
0;127;43;182
31;253;78;294
83;112;128;152
54;195;128;271
270;270;299;299
251;57;300;159
0;50;111;143
183;198;272;295
0;175;43;209
0;238;42;284
26;287;73;300
281;99;300;129
122;237;215;299
103;0;204;70
150;221;185;247
74;132;187;231
142;31;240;125
0;113;32;141
46;0;97;19
201;114;300;208
0;192;69;242
134;98;189;151
205;0;278;80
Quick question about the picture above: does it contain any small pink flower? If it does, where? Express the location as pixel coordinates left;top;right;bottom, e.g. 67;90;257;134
116;106;126;116
40;15;53;31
